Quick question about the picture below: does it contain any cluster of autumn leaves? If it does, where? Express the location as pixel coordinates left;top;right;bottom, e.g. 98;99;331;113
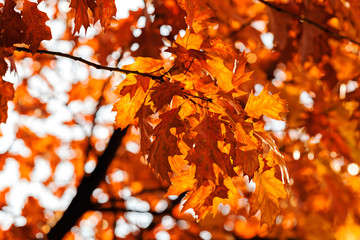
0;0;49;124
113;28;289;226
2;0;360;239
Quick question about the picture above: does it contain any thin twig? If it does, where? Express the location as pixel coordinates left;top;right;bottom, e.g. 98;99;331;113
15;46;214;105
258;0;360;46
14;47;165;82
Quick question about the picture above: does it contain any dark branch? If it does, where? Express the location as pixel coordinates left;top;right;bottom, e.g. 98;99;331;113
47;127;128;240
14;47;165;82
259;0;360;46
15;47;216;105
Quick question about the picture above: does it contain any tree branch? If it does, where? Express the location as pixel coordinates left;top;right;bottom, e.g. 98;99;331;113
259;0;360;46
14;47;165;82
15;47;215;105
47;127;128;240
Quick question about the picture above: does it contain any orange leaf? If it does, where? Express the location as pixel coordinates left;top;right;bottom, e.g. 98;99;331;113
181;182;213;219
245;85;287;120
113;82;147;129
231;122;260;179
206;56;234;92
176;0;215;33
123;57;165;74
249;168;287;227
166;158;196;196
120;75;150;99
232;55;253;88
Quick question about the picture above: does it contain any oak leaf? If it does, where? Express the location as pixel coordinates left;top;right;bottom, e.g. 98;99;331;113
94;0;116;29
147;108;185;182
249;168;287;227
70;0;97;33
135;103;154;155
245;85;287;120
22;0;52;54
113;77;147;129
176;0;215;32
150;81;186;110
0;0;26;48
186;114;236;185
119;75;150;99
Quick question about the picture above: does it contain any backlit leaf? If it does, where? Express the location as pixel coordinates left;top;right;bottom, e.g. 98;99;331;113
69;0;97;33
22;0;52;53
113;75;148;129
176;0;215;32
249;168;287;227
94;0;116;29
186;113;236;185
150;81;186;110
245;85;287;120
0;0;26;48
148;108;185;182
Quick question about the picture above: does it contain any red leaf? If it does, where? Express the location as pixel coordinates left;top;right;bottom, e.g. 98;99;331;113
0;0;26;48
70;0;97;33
150;81;186;110
148;108;185;182
0;47;14;76
94;0;117;29
22;0;52;53
186;114;236;185
135;103;154;155
234;148;259;179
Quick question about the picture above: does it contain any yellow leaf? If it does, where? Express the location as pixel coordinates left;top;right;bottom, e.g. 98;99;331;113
249;168;287;227
207;56;234;92
175;29;204;50
113;86;146;129
123;57;165;74
245;85;287;120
